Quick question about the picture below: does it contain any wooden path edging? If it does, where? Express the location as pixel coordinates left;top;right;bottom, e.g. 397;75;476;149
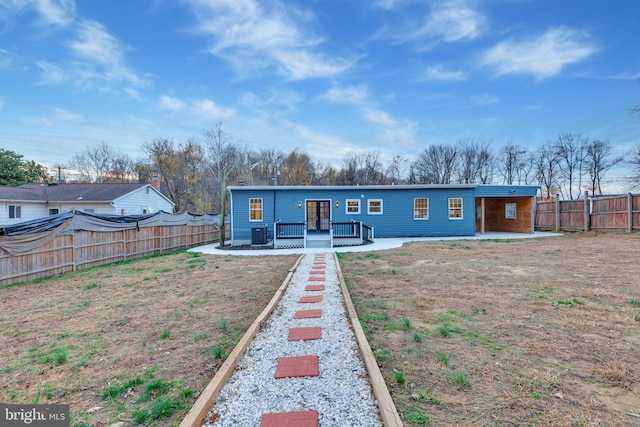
333;253;403;427
179;255;304;427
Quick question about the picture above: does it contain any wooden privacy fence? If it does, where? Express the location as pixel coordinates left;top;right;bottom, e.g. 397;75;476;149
536;192;640;233
0;224;224;287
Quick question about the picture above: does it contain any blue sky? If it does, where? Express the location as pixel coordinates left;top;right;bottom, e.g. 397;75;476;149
1;0;639;189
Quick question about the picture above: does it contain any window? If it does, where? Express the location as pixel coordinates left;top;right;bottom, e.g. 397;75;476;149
249;198;263;221
368;199;383;214
414;198;429;220
9;205;21;219
505;203;517;219
48;208;59;216
346;199;360;214
448;198;463;219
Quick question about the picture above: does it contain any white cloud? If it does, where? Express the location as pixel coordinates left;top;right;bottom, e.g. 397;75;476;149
323;84;370;105
35;19;152;91
480;27;597;79
421;0;485;42
0;0;75;27
193;99;234;119
373;0;407;10
422;65;467;81
32;0;76;26
470;93;498;105
322;83;417;144
388;0;485;47
159;95;186;111
37;60;65;84
0;98;5;109
185;0;354;80
52;107;82;121
0;48;15;68
288;122;363;165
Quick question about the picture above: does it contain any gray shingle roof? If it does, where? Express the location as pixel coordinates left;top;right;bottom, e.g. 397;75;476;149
0;183;148;202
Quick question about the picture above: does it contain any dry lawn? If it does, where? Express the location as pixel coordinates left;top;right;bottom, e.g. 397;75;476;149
338;233;640;426
0;250;298;426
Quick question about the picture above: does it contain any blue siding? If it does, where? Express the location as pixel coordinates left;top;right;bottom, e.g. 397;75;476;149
230;186;497;240
229;185;539;243
474;184;539;197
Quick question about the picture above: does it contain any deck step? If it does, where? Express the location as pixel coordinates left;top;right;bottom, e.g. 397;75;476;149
305;239;331;248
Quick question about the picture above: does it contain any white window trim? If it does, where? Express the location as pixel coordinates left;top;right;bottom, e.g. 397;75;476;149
249;198;263;222
9;205;22;219
414;198;429;220
368;199;383;215
505;203;517;219
448;197;463;220
345;199;360;214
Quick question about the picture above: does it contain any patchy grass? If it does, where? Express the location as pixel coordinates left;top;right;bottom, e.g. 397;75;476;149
339;233;640;426
0;249;297;426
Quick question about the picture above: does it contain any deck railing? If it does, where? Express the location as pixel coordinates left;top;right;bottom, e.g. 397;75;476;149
332;221;361;238
363;224;374;242
275;222;305;239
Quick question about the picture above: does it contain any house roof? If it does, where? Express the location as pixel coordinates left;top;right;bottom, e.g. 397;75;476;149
0;183;174;205
228;184;539;191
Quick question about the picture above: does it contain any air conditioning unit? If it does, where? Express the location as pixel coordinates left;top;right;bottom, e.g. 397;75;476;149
251;226;267;245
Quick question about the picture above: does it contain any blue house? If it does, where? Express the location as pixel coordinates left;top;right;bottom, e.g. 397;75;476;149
227;184;540;248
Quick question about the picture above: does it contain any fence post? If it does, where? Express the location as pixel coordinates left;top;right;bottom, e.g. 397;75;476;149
629;193;634;232
584;190;590;232
555;194;560;233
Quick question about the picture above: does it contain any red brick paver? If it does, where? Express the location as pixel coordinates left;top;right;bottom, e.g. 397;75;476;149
260;410;319;427
299;295;323;303
275;355;319;379
309;269;325;275
294;309;322;319
305;285;325;291
308;276;325;282
288;326;322;341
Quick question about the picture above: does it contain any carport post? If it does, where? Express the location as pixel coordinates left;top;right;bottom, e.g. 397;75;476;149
480;197;485;234
555;194;560;233
629;193;633;232
584;191;590;232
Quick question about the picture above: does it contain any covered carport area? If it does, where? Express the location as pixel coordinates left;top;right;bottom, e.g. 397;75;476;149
474;186;538;234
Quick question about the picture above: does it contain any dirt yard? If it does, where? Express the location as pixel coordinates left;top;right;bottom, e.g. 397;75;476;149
339;233;640;426
2;234;639;427
0;250;298;426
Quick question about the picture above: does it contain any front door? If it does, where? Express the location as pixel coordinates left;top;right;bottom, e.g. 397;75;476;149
306;200;330;232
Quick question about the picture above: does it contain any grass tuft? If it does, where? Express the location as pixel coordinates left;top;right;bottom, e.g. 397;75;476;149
446;369;471;388
436;351;449;366
402;316;412;330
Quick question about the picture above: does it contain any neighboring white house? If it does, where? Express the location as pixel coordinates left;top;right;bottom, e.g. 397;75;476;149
0;183;175;226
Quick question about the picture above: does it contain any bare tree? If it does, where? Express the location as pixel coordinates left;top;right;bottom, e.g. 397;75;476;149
204;123;246;195
387;155;410;184
248;148;285;185
70;141;116;182
535;142;561;199
314;162;338;185
106;154;135;183
337;152;386;185
555;133;587;200
455;138;494;184
203;123;246;246
583;139;623;196
411;144;458;184
497;142;528;185
280;150;316;185
626;142;640;191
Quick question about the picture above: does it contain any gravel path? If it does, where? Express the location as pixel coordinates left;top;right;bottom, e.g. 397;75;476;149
203;254;383;427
